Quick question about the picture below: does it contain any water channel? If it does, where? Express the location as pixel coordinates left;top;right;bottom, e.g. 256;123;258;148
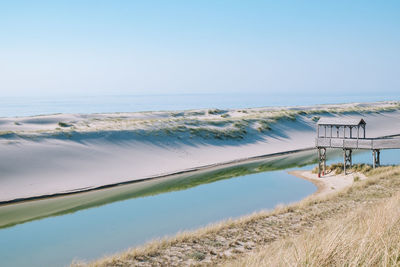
1;149;399;267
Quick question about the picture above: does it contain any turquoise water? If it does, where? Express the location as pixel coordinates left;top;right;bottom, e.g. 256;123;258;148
0;169;315;267
1;149;400;267
316;148;400;168
1;93;399;117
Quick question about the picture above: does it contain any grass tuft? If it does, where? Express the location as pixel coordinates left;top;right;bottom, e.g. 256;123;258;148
208;109;226;115
58;122;71;127
312;163;374;175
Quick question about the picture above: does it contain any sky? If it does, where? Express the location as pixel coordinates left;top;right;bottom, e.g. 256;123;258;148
0;0;399;97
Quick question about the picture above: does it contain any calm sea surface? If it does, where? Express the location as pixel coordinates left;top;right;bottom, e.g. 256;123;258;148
0;93;399;117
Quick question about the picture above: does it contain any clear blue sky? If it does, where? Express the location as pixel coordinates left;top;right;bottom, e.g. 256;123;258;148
0;0;399;97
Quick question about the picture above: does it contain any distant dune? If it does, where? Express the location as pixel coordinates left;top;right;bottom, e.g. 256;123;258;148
1;101;400;203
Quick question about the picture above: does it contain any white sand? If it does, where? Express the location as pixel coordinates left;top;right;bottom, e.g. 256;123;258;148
1;102;400;202
290;170;367;197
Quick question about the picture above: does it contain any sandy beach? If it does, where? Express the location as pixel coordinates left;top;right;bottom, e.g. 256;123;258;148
290;170;367;197
1;101;400;203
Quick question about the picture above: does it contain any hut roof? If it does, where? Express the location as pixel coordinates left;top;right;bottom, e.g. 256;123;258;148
317;118;366;126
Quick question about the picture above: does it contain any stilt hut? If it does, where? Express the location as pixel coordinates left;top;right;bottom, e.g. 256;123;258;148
316;118;366;176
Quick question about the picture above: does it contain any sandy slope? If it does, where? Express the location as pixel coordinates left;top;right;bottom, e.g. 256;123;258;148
1;102;400;202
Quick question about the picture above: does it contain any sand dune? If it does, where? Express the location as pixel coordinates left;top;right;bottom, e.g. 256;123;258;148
1;101;400;202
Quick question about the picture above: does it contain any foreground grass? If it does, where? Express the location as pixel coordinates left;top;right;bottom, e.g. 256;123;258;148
74;165;400;267
227;190;400;267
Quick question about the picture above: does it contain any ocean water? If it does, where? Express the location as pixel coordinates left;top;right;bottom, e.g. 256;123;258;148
0;93;399;117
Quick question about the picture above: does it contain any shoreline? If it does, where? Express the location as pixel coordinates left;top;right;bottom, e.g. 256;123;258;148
2;101;400;204
289;170;326;196
289;169;367;197
80;166;400;267
0;147;314;206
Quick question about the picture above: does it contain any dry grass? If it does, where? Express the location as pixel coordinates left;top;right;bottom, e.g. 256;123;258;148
312;163;374;175
227;190;400;267
9;101;400;140
73;166;400;267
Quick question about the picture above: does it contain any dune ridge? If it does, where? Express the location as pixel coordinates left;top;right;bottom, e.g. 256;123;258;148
1;101;400;202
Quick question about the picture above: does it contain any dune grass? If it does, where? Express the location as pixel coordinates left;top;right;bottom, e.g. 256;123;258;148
72;165;400;266
58;122;72;127
312;163;374;175
5;101;400;141
227;184;400;266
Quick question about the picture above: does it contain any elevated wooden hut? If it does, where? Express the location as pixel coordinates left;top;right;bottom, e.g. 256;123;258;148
316;118;367;177
317;118;366;139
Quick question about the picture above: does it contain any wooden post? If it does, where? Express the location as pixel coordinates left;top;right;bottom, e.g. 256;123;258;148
317;125;319;137
350;150;352;166
357;125;359;148
373;149;380;168
363;125;366;138
318;148;321;177
318;147;327;177
373;150;376;168
377;150;380;166
344;149;352;175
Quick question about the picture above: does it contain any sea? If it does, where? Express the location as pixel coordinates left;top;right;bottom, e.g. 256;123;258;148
0;92;399;118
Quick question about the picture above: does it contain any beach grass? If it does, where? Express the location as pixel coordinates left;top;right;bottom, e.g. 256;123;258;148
5;101;400;141
228;181;400;266
312;163;374;175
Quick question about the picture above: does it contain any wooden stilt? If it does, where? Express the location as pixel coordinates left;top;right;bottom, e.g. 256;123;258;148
344;149;352;175
373;149;380;168
318;147;326;177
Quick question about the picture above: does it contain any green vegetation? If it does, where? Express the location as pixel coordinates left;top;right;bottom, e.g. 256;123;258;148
185;111;205;116
312;116;320;122
256;120;272;132
312;163;374;175
58;122;71;127
208;109;226;115
190;252;206;261
171;112;184;117
0;131;14;136
3;102;400;142
204;120;231;127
